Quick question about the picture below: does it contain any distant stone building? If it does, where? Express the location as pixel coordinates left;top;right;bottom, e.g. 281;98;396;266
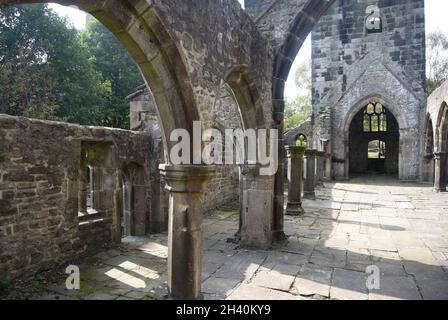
287;0;426;181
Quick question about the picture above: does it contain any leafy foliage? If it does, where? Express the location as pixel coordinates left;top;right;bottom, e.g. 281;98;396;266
0;4;142;129
81;19;142;128
284;60;312;132
426;31;448;95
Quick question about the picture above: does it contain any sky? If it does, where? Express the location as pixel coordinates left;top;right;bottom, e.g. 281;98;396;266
49;0;448;100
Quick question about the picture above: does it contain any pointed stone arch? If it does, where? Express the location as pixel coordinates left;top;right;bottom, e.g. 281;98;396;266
343;95;407;179
1;0;199;162
224;65;265;130
422;113;435;183
121;162;147;237
436;102;448;153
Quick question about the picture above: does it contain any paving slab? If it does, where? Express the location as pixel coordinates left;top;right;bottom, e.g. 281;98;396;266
330;268;368;300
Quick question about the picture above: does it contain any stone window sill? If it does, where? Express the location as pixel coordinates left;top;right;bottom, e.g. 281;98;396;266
78;209;107;224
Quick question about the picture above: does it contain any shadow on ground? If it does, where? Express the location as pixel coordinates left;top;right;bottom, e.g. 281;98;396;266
4;175;448;300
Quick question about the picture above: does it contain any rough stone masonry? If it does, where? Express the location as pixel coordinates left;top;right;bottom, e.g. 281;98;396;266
1;0;448;300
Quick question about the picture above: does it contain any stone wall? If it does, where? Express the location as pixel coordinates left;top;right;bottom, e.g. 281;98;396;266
127;84;242;213
310;0;426;180
312;0;426;105
0;114;156;278
202;83;244;210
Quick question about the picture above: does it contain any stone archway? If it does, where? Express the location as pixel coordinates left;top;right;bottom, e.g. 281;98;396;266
437;102;448;152
121;163;147;238
257;0;338;243
422;114;435;184
0;0;278;300
225;66;266;130
344;96;405;179
224;66;276;248
434;102;448;191
0;0;209;300
0;0;199;160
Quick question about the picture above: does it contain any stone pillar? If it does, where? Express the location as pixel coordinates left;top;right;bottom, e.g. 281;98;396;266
272;99;287;244
434;152;447;192
159;164;215;300
316;151;326;185
304;150;317;199
285;146;305;215
240;164;274;249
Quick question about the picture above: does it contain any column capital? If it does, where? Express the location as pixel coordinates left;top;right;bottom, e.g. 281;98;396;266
304;149;318;157
317;151;326;157
159;164;215;193
285;145;306;158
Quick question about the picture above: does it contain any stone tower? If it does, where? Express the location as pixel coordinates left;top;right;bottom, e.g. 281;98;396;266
309;0;426;181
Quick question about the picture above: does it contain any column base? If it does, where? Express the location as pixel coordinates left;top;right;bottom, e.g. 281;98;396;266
303;192;316;200
286;202;304;216
272;230;288;245
434;187;447;193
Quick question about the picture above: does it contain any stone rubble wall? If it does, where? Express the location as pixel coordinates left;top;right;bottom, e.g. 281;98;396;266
311;0;426;106
128;83;242;213
0;114;154;278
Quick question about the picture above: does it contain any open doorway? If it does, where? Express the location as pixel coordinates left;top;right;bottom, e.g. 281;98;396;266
349;102;399;176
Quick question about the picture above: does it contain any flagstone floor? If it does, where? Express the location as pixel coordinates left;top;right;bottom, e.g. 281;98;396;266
23;175;448;300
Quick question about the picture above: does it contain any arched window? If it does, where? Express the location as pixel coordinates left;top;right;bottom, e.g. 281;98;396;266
363;102;387;132
295;134;308;147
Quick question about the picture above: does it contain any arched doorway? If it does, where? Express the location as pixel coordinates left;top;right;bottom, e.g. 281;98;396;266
435;102;448;191
349;102;399;176
422;114;435;184
122;163;147;238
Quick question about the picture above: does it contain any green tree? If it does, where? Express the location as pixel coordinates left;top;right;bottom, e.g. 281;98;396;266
0;4;110;123
284;60;312;132
82;18;142;128
0;4;60;118
426;31;448;95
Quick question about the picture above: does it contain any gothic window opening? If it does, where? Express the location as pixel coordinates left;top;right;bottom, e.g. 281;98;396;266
295;134;308;147
350;101;399;176
363;103;388;133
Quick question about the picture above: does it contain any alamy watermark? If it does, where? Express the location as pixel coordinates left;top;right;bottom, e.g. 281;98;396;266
169;121;278;176
366;265;381;290
65;265;80;290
